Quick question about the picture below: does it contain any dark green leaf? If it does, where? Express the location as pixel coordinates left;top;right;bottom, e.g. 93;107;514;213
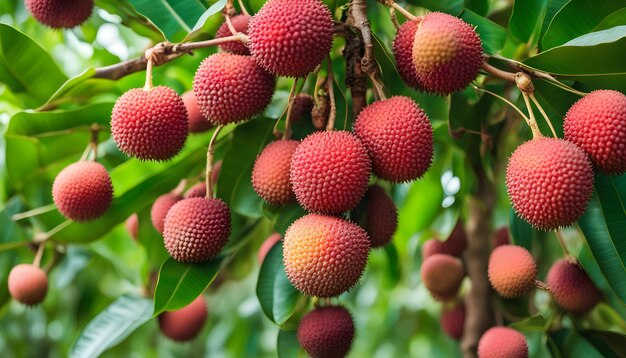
594;8;626;32
277;329;301;358
263;203;307;235
581;330;626;358
129;0;207;41
417;0;464;14
509;208;533;250
509;315;547;332
509;0;548;44
461;9;508;53
96;0;165;40
185;0;227;41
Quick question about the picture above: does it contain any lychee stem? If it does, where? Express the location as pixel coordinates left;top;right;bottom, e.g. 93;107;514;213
224;14;238;36
0;240;30;252
389;8;400;30
472;86;532;127
143;57;154;91
325;57;337;131
534;279;549;291
89;124;100;161
385;1;417;21
33;242;45;268
206;125;224;199
273;78;299;139
529;93;558;138
39;220;71;241
12;204;57;221
554;230;572;258
283;79;299;140
238;0;250;16
172;179;187;196
521;92;543;138
369;75;387;101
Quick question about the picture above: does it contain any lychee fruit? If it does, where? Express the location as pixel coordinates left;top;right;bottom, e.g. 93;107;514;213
359;185;398;248
216;14;251;55
411;12;483;95
494;227;510;247
163;197;231;262
297;306;355;358
422;222;467;259
158;296;207;342
290;131;371;214
440;303;465;340
564;89;626;175
111;86;188;161
421;254;464;301
506;137;594;230
248;0;333;77
283;214;370;297
184;182;206;199
126;214;139;240
8;264;48;306
478;327;528;358
289;94;315;123
392;20;423;90
182;91;211;133
150;193;183;235
488;245;537;298
52;161;113;221
258;233;282;264
26;0;93;28
193;53;275;125
252;140;299;206
546;259;602;313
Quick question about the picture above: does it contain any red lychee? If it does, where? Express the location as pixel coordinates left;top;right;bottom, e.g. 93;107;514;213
478;327;528;358
126;214;139;240
184;182;206;199
297;306;355;358
150;193;183;235
289;94;315;123
361;185;398;248
8;264;48;306
252;140;299;206
421;253;464;301
488;245;537;298
392;20;423;90
546;259;602;313
182;91;211;133
158;296;207;342
494;227;510;247
422;222;468;259
258;233;281;264
441;303;465;340
26;0;93;28
216;14;251;55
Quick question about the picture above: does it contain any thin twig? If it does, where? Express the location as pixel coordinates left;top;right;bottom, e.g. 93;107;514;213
12;204;57;221
351;0;377;75
33;242;45;267
529;93;558;138
42;220;72;239
481;61;516;83
472;86;530;124
389;8;400;29
225;14;237;36
554;230;571;258
0;241;31;251
521;92;543;138
238;0;250;16
325;57;337;131
206;126;224;199
283;79;299;140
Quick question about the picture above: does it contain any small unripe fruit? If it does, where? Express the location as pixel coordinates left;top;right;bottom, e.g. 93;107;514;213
494;227;510;247
8;264;48;306
283;214;370;297
163;198;231;262
488;245;537;298
258;233;282;264
150;193;183;234
422;222;468;259
392;20;423;90
354;96;433;182
547;259;602;313
290;131;371;214
359;185;398;248
111;86;188;161
421;254;464;301
422;239;445;260
184;182;206;199
26;0;93;28
297;306;355;358
52;161;113;221
248;0;333;77
158;296;207;342
193;53;275;125
440;303;465;340
182;91;211;133
252;140;299;206
564;90;626;175
126;214;139;240
216;14;251;55
289;94;315;123
478;327;528;358
506;137;594;230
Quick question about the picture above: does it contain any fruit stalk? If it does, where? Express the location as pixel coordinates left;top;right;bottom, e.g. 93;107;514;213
206;126;224;199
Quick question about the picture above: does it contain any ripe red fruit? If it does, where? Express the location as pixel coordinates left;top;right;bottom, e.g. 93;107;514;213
297;306;355;358
411;12;483;95
440;303;465;340
8;264;48;306
488;245;537;298
182;91;211;133
354;96;433;182
478;327;528;358
26;0;93;28
392;20;423;90
258;233;281;264
193;53;275;125
126;214;139;240
52;161;113;221
111;86;188;161
159;296;208;342
163;198;231;262
150;193;183;234
248;0;333;77
506;137;594;230
283;214;370;297
422;222;468;259
184;182;206;199
290;131;371;214
289;94;315;123
564;90;626;175
216;14;251;55
546;259;602;313
360;185;398;248
494;227;510;247
252;140;299;206
421;254;464;301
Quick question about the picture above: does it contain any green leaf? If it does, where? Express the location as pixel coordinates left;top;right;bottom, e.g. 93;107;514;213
129;0;207;41
464;0;489;16
417;0;464;14
580;330;626;357
538;0;569;49
594;8;626;32
461;9;508;54
509;208;533;250
70;294;153;358
509;0;548;44
383;244;401;287
277;329;301;358
263;203;307;235
43;68;97;106
96;0;165;40
185;0;227;41
509;315;547;332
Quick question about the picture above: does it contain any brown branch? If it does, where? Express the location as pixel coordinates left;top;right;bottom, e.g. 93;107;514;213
344;3;370;117
350;0;376;75
481;61;516;83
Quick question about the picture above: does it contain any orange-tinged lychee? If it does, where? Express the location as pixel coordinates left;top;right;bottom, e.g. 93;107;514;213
360;185;398;248
26;0;93;28
252;140;299;206
150;193;183;235
8;264;48;306
392;20;423;90
488;245;537;298
158;296;207;342
216;14;251;55
421;254;464;301
441;303;465;340
182;91;211;133
297;306;355;358
546;259;602;313
478;327;528;358
258;233;282;264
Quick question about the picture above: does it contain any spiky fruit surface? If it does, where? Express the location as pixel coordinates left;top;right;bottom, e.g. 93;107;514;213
392;20;423;90
52;161;113;221
252;140;299;206
354;96;433;182
422;222;467;259
26;0;93;28
158;296;207;342
184;182;206;199
506;137;594;230
289;94;315;123
258;233;281;264
182;91;211;133
297;306;355;358
488;245;537;298
8;264;48;306
163;198;231;262
283;214;370;297
248;0;333;77
193;53;275;125
494;227;510;247
362;185;398;248
411;12;483;95
547;259;602;313
290;131;371;214
421;254;464;301
126;214;139;240
478;327;528;358
111;86;188;161
216;14;251;55
564;90;626;175
150;193;183;235
441;303;465;340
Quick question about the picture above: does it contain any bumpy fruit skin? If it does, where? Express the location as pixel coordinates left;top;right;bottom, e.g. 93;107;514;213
52;161;113;221
193;53;275;125
289;94;315;123
150;193;183;235
362;185;398;248
506;138;594;231
111;86;188;161
564;90;626;175
547;259;602;313
252;140;299;206
422;222;468;259
354;96;433;182
283;214;370;297
488;245;537;298
411;12;483;95
26;0;93;28
421;254;464;301
163;198;231;262
297;306;355;358
158;296;207;342
290;131;371;214
184;182;206;199
258;233;282;264
182;91;211;133
126;214;139;240
478;327;528;358
216;14;251;55
8;264;48;306
441;303;465;340
494;227;510;247
248;0;333;77
392;20;423;90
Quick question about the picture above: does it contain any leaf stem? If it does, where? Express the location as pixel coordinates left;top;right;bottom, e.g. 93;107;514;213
206;126;224;199
521;92;543;138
